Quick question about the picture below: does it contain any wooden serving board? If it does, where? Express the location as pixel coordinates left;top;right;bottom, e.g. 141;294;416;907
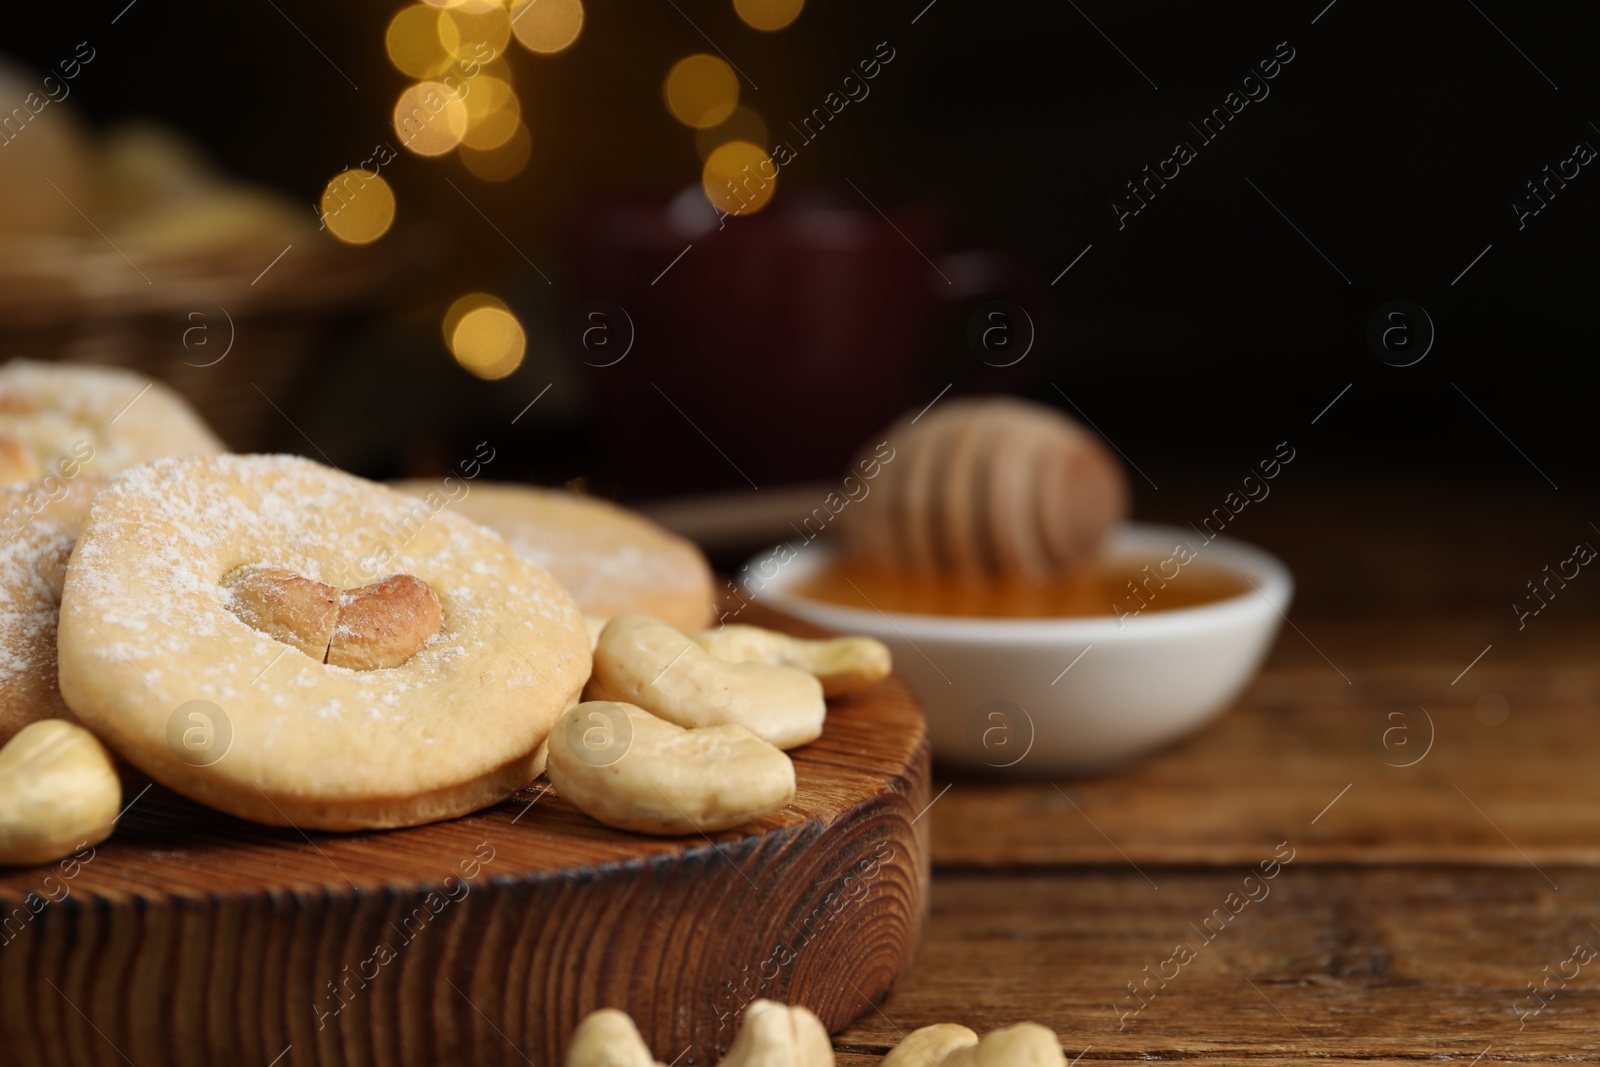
0;608;930;1067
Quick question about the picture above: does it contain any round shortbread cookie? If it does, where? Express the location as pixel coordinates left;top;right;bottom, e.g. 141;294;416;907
394;481;715;632
0;360;225;486
58;455;590;831
0;475;107;745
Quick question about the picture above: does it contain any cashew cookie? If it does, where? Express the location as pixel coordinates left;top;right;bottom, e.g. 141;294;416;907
393;481;714;632
57;454;590;831
0;474;107;745
0;360;224;485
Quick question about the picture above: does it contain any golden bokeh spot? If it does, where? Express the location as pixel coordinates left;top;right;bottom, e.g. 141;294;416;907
319;169;396;245
702;139;776;216
442;292;507;346
424;0;500;9
695;105;769;161
476;54;514;77
450;303;527;380
664;54;739;129
460;55;516;92
461;75;517;120
440;4;512;62
459;76;521;150
462;106;522;151
461;120;532;181
733;0;804;31
385;5;454;79
393;81;471;157
510;0;585;54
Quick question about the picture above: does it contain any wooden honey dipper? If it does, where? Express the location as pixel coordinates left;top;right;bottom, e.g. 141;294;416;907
842;397;1129;579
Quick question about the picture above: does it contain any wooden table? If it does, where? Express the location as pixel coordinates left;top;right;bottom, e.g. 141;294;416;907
833;475;1600;1063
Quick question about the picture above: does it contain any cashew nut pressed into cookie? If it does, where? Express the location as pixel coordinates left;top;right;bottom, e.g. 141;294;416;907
692;625;891;697
546;701;794;836
222;566;443;670
586;614;825;750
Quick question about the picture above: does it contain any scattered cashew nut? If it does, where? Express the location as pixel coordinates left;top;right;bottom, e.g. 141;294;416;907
693;626;891;697
222;566;442;670
546;701;795;835
880;1024;978;1067
561;1003;1061;1067
586;614;825;750
720;999;834;1067
565;1007;665;1067
0;720;121;867
940;1023;1065;1067
565;1000;830;1067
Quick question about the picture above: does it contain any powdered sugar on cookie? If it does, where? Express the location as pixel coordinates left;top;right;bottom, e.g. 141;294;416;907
0;475;105;744
56;453;591;831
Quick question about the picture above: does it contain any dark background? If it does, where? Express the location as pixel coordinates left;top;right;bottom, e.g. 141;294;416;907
7;0;1596;513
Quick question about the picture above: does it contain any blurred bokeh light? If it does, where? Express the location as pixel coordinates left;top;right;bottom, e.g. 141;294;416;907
440;4;511;61
394;81;471;156
445;293;526;379
664;54;739;129
460;76;521;150
385;5;453;78
319;169;396;245
701;139;775;215
695;105;769;161
733;0;804;32
510;0;585;54
460;120;532;181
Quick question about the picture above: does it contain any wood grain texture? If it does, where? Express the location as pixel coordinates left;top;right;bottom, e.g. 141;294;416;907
929;637;1600;868
0;610;930;1067
835;867;1600;1061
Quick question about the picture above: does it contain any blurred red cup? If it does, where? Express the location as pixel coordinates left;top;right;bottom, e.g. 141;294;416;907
567;192;1046;493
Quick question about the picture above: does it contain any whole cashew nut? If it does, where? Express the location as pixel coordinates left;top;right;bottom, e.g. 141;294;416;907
720;999;834;1067
546;701;795;836
586;615;825;750
565;1008;665;1067
692;626;891;697
0;720;121;867
941;1023;1065;1067
881;1024;978;1067
221;566;443;670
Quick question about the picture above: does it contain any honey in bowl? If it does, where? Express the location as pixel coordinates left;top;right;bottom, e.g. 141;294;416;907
793;557;1251;620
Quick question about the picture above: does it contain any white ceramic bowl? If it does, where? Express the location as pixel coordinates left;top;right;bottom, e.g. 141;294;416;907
747;524;1292;775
